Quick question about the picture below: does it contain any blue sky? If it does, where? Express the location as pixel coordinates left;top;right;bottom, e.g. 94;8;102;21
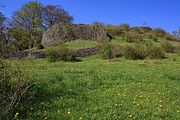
0;0;179;32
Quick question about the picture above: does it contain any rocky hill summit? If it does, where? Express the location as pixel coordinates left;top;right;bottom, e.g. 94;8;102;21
42;23;111;47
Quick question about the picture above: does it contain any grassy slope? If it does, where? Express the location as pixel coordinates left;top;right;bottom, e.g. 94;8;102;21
64;40;98;50
14;54;180;120
66;38;179;48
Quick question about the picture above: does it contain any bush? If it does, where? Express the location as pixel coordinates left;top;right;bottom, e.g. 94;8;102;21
160;41;174;53
165;34;178;41
124;44;147;60
0;59;32;119
146;45;165;59
124;44;165;60
46;44;77;62
122;32;144;43
153;28;167;38
99;40;113;59
104;25;123;36
0;45;16;58
145;32;158;42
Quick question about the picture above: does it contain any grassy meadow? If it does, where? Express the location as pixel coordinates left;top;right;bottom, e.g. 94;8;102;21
12;52;180;120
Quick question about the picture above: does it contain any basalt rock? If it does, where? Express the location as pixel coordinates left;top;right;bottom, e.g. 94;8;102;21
41;23;111;47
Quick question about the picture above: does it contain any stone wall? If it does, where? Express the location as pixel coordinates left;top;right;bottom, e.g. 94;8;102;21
41;23;111;47
7;47;99;59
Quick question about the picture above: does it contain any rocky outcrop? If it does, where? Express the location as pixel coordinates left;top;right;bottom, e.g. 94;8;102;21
74;47;99;57
41;23;111;47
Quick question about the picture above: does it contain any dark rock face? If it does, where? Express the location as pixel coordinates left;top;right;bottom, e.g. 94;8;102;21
74;47;99;57
41;23;111;47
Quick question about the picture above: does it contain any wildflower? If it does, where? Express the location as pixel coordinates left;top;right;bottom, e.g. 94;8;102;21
67;111;71;114
130;115;133;118
79;117;82;120
14;112;19;117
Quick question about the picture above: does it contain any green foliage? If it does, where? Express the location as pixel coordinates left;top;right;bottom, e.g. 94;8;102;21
10;29;31;50
153;28;167;38
43;5;73;27
119;23;130;31
160;41;174;53
11;56;180;120
122;32;144;43
124;44;147;60
145;32;159;42
0;59;32;120
124;44;165;60
104;25;123;36
46;44;77;62
10;1;73;51
0;45;16;58
146;44;165;59
99;40;113;59
164;34;178;41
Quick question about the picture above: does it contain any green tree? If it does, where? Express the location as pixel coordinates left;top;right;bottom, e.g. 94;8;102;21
10;2;73;51
0;12;6;44
11;1;43;50
43;5;73;27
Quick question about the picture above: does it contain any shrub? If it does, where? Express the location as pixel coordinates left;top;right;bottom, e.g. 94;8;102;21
99;40;113;59
46;44;77;62
160;41;174;53
0;59;32;119
153;28;167;38
119;24;130;32
145;32;158;42
124;44;147;60
164;34;178;41
0;45;16;58
122;32;144;43
146;45;165;59
124;44;165;60
104;25;123;36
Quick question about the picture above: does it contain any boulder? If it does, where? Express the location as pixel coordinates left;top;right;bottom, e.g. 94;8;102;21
42;23;111;47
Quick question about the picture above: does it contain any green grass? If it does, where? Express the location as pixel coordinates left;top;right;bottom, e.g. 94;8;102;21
64;39;98;50
11;53;180;120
